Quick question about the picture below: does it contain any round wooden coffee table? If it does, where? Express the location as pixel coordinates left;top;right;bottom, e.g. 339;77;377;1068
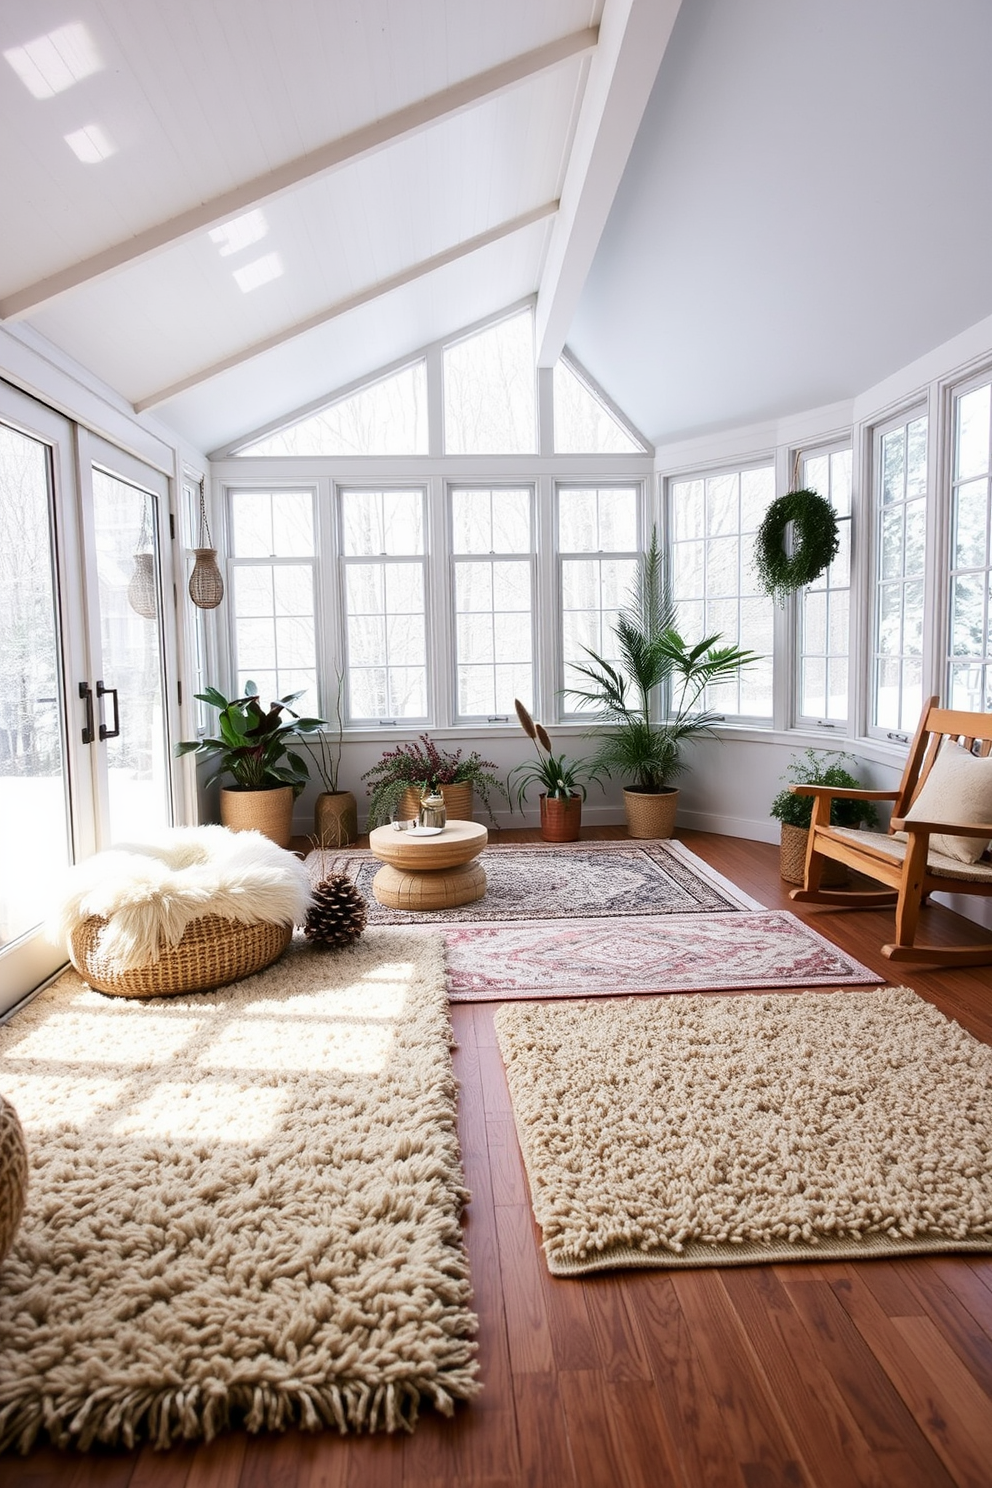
368;820;488;910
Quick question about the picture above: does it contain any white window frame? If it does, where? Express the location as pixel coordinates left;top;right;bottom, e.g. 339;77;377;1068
946;369;992;713
226;485;319;715
337;483;431;727
867;406;930;744
793;442;853;733
666;460;776;725
448;483;536;725
556;481;643;722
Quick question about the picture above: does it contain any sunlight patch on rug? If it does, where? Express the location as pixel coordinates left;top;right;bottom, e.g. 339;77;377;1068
0;932;479;1453
496;987;992;1274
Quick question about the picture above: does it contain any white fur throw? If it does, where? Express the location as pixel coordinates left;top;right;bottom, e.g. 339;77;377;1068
51;826;313;972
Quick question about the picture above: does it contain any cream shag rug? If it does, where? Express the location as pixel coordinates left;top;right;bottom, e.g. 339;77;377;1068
495;987;992;1276
0;932;478;1452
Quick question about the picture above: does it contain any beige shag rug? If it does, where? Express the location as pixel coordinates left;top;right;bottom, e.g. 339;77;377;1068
0;932;478;1452
495;987;992;1276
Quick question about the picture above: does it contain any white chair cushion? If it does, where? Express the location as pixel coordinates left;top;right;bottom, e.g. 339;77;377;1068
896;742;992;863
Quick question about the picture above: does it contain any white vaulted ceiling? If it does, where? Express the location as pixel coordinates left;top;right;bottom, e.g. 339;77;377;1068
0;0;679;455
3;0;992;458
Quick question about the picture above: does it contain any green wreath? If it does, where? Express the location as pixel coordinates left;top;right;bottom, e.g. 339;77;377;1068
754;488;840;603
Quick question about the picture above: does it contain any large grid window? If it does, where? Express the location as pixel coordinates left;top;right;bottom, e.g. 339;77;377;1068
229;489;317;715
340;487;428;722
558;485;639;714
796;447;852;726
451;487;533;719
948;379;992;711
871;413;927;736
669;466;774;718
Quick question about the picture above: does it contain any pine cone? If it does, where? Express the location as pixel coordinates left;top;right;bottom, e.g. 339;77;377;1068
304;874;367;949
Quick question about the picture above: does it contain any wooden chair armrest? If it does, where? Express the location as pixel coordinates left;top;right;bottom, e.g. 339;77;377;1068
790;786;899;801
890;817;992;838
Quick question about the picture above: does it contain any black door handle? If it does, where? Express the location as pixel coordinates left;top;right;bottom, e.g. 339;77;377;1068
79;681;95;744
97;680;120;740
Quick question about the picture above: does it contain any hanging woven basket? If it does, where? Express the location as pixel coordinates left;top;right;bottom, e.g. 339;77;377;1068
188;487;225;609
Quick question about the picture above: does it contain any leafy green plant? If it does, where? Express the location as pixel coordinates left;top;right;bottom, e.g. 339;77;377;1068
507;699;605;809
566;529;760;791
361;734;507;827
769;749;880;829
175;681;324;796
754;488;840;604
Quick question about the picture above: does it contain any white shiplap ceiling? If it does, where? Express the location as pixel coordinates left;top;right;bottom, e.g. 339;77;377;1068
0;0;680;455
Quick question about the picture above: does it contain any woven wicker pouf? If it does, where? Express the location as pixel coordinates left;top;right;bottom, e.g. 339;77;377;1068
69;914;293;998
0;1093;28;1265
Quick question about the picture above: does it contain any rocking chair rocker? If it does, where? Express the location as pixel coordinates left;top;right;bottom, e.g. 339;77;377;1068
790;697;992;966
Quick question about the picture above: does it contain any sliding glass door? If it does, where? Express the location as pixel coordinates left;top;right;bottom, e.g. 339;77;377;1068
0;389;176;1014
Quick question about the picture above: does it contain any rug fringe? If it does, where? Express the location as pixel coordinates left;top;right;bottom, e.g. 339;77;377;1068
0;1366;481;1454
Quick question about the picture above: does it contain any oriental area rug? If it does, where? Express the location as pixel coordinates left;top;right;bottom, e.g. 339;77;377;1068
307;841;877;1002
307;838;764;923
495;987;992;1275
0;932;478;1453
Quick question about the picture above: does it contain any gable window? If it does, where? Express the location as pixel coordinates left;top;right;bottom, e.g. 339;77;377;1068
669;465;774;719
340;487;428;723
237;362;428;457
558;485;640;715
795;446;852;727
869;411;927;738
229;488;317;715
552;358;642;454
948;378;992;711
443;310;536;455
451;487;534;720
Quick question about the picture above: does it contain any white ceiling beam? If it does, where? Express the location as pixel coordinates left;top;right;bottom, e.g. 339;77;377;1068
133;203;558;410
535;0;682;367
0;28;597;322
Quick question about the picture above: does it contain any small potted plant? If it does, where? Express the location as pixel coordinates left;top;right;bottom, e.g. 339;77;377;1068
362;734;508;829
306;674;358;848
508;700;605;841
770;748;880;884
176;681;324;848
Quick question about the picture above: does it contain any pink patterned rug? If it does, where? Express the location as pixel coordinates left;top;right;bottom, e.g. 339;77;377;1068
441;911;879;1002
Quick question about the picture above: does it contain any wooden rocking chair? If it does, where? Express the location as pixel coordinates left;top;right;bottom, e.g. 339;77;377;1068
790;697;992;966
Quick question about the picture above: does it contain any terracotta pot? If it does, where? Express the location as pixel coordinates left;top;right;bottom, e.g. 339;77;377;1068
399;782;474;822
314;790;358;848
623;787;678;839
779;823;848;886
220;785;294;849
539;793;582;842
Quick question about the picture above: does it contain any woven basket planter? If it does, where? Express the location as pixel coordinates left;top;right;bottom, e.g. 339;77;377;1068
539;793;582;842
0;1093;28;1265
220;785;294;849
623;787;678;839
314;790;358;848
779;823;848;886
398;782;474;823
69;913;293;999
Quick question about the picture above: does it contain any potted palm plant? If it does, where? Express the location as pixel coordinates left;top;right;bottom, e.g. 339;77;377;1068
362;734;508;829
176;681;324;848
566;530;759;838
770;749;879;884
508;700;605;841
